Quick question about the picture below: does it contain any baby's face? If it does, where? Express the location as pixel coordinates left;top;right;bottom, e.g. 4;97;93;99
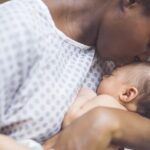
97;66;130;100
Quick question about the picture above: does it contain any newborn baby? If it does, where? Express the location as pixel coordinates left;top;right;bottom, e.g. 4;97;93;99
30;62;150;150
64;62;150;126
59;62;150;150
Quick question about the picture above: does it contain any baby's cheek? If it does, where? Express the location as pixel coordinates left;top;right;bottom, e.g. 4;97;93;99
97;82;108;94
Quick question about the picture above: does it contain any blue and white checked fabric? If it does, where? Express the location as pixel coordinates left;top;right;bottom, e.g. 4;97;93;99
0;0;112;143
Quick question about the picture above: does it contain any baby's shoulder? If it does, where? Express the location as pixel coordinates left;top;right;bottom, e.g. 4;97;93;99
93;94;127;111
96;94;116;101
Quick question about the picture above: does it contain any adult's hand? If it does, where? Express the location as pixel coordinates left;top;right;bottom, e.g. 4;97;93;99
44;107;150;150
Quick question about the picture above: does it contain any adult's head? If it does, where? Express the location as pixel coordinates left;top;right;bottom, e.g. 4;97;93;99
97;0;150;64
43;0;150;64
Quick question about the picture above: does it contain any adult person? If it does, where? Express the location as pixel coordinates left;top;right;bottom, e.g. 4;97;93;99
42;0;150;149
44;107;150;150
0;0;150;149
43;0;150;62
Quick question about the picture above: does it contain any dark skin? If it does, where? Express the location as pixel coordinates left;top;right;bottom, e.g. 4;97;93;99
41;0;150;149
1;0;150;150
43;108;150;150
43;0;150;63
1;108;150;150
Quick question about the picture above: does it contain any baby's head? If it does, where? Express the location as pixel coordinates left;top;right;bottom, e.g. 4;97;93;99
97;62;150;118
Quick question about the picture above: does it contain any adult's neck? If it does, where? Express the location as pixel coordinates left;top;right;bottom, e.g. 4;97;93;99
42;0;109;46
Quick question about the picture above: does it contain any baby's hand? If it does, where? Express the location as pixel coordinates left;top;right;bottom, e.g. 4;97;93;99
63;88;97;127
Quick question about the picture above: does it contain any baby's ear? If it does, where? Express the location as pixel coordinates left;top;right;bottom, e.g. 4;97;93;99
119;86;138;103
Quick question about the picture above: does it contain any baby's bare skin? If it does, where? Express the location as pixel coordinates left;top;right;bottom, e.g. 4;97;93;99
63;88;126;127
62;88;126;150
44;88;125;150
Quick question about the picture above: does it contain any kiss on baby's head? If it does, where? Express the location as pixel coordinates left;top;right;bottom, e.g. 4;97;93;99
97;62;150;118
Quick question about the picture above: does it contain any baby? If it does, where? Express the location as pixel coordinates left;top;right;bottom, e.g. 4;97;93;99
64;62;150;127
26;62;150;150
48;62;150;150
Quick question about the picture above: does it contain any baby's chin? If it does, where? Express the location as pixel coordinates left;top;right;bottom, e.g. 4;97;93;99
96;89;106;95
96;85;106;95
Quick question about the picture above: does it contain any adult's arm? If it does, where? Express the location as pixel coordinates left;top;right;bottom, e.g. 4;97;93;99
43;107;150;150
